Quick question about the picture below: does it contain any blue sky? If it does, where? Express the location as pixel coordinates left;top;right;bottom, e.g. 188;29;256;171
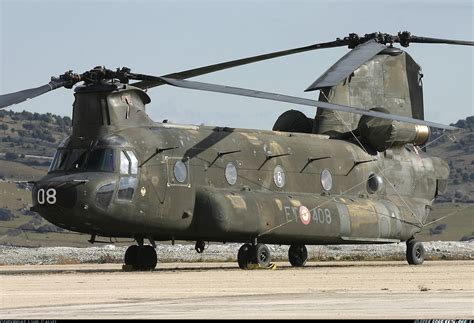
1;0;473;130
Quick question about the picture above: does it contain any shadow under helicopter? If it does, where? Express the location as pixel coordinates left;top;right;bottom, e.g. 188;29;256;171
0;262;410;276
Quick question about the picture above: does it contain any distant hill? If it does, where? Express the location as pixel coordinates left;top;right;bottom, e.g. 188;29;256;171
0;109;71;159
428;116;474;203
0;111;472;246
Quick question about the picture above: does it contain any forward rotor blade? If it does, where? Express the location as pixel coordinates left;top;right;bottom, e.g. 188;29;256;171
0;80;66;109
305;40;387;92
159;77;457;131
408;36;474;46
395;31;474;47
132;39;348;90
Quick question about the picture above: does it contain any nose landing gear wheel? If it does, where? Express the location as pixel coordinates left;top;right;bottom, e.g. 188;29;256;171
288;244;308;267
195;240;206;253
406;239;425;265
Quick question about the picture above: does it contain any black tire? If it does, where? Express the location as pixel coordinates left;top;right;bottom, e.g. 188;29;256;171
137;245;158;271
289;244;308;267
237;244;251;269
251;243;272;268
406;240;425;265
124;245;139;266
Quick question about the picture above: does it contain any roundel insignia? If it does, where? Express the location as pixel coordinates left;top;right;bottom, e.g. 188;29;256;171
299;206;311;225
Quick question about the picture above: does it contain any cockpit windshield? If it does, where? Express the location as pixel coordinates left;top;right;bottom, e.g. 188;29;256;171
49;148;115;173
49;150;70;172
85;148;115;172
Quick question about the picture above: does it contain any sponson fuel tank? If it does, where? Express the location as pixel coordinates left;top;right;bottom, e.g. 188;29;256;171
187;186;417;244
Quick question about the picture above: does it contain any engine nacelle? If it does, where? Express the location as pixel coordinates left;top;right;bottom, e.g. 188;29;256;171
358;112;430;152
273;109;313;133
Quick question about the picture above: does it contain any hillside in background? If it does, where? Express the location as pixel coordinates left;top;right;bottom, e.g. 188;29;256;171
0;109;71;159
428;116;474;203
0;111;472;247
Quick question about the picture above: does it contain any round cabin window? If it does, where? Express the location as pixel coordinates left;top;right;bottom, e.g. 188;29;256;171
225;162;238;185
173;160;187;183
367;173;383;194
321;169;333;191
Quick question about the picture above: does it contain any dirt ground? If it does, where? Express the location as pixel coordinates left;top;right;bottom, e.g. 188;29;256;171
0;260;472;319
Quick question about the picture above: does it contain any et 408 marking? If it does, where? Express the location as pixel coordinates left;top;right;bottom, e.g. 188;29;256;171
37;188;57;205
284;205;332;225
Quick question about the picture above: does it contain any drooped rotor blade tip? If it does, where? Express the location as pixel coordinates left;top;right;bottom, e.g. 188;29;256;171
0;69;84;110
0;80;66;110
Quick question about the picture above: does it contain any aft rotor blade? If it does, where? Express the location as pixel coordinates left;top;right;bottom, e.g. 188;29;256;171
0;80;66;109
305;40;387;92
132;39;348;90
159;77;457;131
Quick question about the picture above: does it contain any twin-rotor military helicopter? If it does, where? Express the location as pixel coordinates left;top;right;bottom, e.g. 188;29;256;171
1;31;472;270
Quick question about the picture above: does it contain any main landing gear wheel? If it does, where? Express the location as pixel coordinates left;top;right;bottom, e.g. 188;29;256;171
237;243;272;269
237;243;251;269
288;244;308;267
406;239;425;265
124;245;157;271
252;243;272;268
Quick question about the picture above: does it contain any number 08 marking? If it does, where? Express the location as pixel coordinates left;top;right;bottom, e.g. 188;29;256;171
37;188;57;205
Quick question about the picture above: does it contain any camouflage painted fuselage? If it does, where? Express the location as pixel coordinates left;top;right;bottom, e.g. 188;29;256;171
32;84;449;245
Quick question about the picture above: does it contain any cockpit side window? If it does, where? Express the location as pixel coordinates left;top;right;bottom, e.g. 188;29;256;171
127;151;138;175
120;151;130;174
117;150;139;202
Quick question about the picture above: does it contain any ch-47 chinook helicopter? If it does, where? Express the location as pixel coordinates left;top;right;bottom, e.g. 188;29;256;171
1;31;472;270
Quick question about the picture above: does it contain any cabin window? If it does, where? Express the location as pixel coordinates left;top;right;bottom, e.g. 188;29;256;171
85;148;115;172
225;162;238;185
321;169;333;191
174;160;188;183
367;173;383;194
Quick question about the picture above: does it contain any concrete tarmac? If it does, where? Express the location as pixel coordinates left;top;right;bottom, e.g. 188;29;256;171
0;260;472;319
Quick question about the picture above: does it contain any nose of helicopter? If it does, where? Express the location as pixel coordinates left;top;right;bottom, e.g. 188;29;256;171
31;173;117;232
